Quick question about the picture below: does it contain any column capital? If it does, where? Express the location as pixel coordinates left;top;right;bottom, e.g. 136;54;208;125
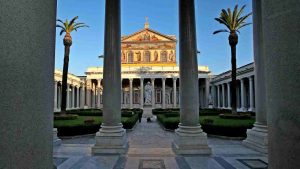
151;78;155;82
129;78;133;82
173;77;177;81
248;76;254;81
162;78;166;81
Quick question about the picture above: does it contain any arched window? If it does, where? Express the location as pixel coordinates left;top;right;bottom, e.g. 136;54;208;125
127;51;134;63
144;51;151;62
161;51;168;62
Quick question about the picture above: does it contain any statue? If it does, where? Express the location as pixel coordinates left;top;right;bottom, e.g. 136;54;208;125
154;51;158;61
169;51;175;62
144;81;152;105
136;51;141;61
144;31;150;41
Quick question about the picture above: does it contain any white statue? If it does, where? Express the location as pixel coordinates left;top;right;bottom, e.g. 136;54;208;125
144;81;152;105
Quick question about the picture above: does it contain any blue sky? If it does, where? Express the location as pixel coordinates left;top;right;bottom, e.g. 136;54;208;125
55;0;253;76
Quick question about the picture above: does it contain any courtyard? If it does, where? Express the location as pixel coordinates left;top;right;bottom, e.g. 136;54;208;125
54;117;267;169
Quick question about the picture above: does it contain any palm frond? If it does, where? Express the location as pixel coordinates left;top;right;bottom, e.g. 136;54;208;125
236;5;247;19
73;25;89;30
213;29;229;34
236;23;252;30
56;19;64;25
214;18;230;30
232;5;239;29
56;24;65;30
227;8;232;29
236;12;252;27
59;29;66;36
69;16;79;26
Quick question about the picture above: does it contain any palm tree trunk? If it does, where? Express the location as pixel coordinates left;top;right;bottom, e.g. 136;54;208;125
61;45;70;113
230;44;237;114
229;32;238;114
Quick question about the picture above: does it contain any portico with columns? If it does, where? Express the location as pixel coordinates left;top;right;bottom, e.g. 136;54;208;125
210;63;255;112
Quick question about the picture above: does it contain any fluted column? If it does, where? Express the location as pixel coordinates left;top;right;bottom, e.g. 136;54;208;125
240;79;246;111
173;78;177;108
67;84;70;109
243;0;268;154
173;0;211;154
129;78;133;109
222;83;225;108
227;82;231;109
54;81;58;111
162;78;166;109
92;0;127;154
151;78;155;108
140;78;144;108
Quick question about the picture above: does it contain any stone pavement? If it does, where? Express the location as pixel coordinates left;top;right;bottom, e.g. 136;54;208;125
54;117;268;169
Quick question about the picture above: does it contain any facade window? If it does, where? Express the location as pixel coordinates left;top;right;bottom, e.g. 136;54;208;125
127;51;134;63
161;51;168;62
156;89;161;104
144;51;151;62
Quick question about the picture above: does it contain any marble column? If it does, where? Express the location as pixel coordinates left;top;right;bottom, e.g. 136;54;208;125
173;78;177;108
92;0;127;154
76;87;80;108
0;0;56;167
80;86;84;108
129;78;133;109
58;85;61;110
227;82;231;109
243;0;268;154
261;0;300;167
217;85;221;108
54;81;58;111
173;0;211;154
240;79;246;111
162;78;166;109
140;78;144;108
97;79;101;108
151;78;155;108
222;84;225;108
205;78;210;107
72;86;75;109
248;76;254;111
67;84;70;109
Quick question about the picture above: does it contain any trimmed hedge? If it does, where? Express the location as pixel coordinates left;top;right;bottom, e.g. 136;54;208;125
54;109;142;136
157;114;255;137
54;114;79;120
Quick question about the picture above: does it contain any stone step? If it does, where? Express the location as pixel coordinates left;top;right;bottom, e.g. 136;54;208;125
127;148;175;157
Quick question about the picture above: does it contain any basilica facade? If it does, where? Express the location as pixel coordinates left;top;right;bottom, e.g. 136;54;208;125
54;23;212;112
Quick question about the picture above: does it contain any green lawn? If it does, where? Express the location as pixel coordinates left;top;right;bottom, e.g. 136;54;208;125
200;116;255;127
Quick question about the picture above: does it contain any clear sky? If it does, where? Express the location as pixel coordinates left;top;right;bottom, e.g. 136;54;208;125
55;0;253;76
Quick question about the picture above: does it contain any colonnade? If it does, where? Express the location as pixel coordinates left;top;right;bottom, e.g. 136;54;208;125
213;75;255;111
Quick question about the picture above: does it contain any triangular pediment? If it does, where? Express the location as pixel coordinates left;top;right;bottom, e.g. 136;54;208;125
122;28;176;43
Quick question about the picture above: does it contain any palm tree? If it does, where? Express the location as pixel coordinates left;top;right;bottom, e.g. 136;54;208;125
213;5;252;114
56;16;88;113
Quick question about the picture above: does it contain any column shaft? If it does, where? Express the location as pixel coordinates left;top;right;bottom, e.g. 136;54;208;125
92;0;127;154
173;78;177;108
72;86;75;108
67;84;70;109
217;85;220;108
227;82;231;109
0;0;56;167
54;81;58;111
129;79;133;109
249;76;254;111
240;79;245;111
162;78;166;109
173;0;211;155
76;87;79;108
151;78;155;108
222;84;225;108
140;78;144;108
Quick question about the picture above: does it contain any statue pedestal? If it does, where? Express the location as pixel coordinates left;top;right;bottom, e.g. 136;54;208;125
92;124;128;154
53;128;61;146
243;123;268;153
173;124;211;155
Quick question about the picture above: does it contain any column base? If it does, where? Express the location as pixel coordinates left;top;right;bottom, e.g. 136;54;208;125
92;124;128;154
173;124;211;155
243;123;268;154
248;108;255;112
53;128;61;146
